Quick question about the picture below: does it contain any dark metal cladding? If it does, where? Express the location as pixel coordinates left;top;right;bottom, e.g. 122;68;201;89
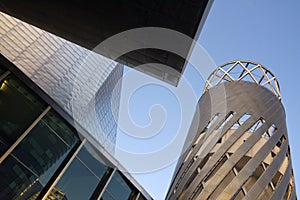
0;0;213;86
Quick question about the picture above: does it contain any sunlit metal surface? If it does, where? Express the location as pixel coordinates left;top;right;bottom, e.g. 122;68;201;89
168;61;296;200
0;12;120;154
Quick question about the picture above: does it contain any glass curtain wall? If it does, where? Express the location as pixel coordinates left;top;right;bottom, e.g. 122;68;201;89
0;65;147;200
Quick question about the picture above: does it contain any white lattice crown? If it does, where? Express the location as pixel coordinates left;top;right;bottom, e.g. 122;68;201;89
203;60;281;100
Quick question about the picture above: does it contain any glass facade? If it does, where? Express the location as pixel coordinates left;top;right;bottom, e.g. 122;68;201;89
52;144;110;200
0;65;150;199
0;11;122;155
0;74;47;155
0;67;4;75
101;171;137;200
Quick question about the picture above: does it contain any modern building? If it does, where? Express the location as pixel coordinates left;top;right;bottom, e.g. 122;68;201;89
0;11;122;155
167;61;297;200
0;12;151;200
0;1;214;199
0;49;151;199
95;65;123;154
0;0;213;86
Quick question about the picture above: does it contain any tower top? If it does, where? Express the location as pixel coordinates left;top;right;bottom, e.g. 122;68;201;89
203;60;281;100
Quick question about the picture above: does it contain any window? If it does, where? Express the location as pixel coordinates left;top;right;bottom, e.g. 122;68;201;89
0;75;47;155
48;143;110;200
0;109;79;199
0;66;5;76
101;171;136;200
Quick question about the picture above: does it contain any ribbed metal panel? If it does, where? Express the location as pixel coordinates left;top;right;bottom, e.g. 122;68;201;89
0;12;120;154
167;61;296;200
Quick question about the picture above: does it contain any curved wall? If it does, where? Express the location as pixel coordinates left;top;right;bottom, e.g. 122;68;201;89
167;81;296;200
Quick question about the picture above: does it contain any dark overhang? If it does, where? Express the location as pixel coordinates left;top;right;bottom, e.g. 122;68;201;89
0;0;213;85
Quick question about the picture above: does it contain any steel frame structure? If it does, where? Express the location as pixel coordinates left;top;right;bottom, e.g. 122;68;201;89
203;60;281;100
167;60;296;200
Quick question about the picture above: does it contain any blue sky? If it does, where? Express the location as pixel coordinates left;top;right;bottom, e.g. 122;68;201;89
116;1;300;199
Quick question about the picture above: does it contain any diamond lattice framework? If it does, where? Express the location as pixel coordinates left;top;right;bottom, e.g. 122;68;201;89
203;60;281;100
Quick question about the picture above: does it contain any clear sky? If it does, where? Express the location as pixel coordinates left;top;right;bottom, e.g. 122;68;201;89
116;1;300;199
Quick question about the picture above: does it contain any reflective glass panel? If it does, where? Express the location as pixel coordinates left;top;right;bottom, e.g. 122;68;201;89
0;110;80;199
0;155;43;199
0;65;5;76
39;109;79;147
48;143;110;200
138;194;147;200
0;75;47;155
101;171;135;200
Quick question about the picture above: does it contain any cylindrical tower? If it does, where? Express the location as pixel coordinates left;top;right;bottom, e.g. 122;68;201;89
167;60;296;200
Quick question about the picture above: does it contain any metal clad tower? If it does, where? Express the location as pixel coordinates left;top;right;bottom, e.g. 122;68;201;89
167;61;297;200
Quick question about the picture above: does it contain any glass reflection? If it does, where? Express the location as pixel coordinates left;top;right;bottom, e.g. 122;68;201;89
0;66;5;76
0;75;47;155
0;155;41;200
48;143;110;200
138;194;147;200
101;171;135;200
0;109;79;199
